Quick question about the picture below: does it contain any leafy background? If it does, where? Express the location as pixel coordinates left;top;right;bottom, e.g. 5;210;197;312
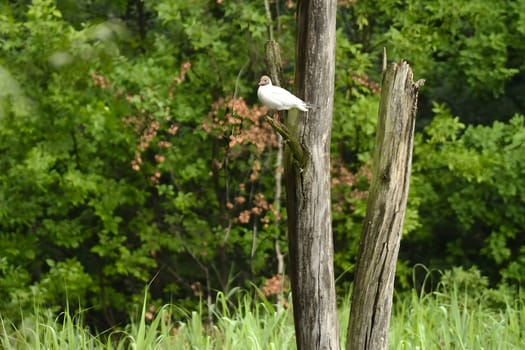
1;0;524;328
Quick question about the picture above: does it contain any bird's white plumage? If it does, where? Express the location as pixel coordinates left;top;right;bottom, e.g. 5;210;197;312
257;75;309;112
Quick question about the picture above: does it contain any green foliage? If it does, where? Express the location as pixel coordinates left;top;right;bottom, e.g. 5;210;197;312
0;0;293;326
342;0;525;123
330;28;380;284
407;106;525;284
1;0;525;330
386;0;519;96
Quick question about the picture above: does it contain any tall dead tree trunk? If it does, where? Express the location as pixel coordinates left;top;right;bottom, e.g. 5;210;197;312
346;58;424;350
285;1;339;349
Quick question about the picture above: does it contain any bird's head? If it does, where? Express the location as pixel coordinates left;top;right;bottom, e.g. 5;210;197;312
258;75;272;86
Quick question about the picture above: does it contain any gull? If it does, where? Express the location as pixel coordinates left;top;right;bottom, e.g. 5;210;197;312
257;75;310;112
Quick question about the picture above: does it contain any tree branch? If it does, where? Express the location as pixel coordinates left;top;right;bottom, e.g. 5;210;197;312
265;115;306;169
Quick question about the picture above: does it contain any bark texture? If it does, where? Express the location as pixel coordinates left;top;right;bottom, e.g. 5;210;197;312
346;61;423;350
285;1;339;349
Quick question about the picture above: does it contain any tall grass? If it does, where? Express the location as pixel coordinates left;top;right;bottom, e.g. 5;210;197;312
1;284;523;349
389;286;525;350
0;304;103;349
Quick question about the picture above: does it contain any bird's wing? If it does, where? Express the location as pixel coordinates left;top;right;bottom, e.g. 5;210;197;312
267;86;304;105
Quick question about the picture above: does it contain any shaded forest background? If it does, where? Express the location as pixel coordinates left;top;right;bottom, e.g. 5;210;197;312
1;0;524;328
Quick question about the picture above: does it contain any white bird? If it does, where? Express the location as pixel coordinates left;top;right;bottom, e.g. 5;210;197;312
257;75;310;112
